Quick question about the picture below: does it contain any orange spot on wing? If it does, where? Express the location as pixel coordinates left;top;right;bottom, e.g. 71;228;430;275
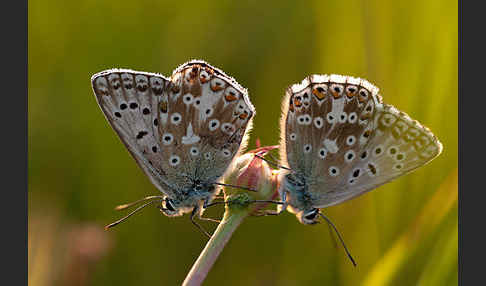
239;112;248;120
331;91;341;99
211;85;224;92
160;101;168;113
225;94;238;101
294;98;302;107
312;88;326;100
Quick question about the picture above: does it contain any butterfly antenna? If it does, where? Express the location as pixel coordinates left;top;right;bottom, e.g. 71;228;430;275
254;154;292;171
114;195;165;211
105;199;162;230
319;213;357;267
211;182;258;192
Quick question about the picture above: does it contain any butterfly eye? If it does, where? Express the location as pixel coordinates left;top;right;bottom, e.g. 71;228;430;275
303;209;319;221
165;198;176;212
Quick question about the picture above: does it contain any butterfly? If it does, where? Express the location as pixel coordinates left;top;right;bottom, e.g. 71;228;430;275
91;60;255;236
262;74;442;263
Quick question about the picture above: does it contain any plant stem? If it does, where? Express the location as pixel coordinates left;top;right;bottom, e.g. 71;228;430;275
182;209;248;286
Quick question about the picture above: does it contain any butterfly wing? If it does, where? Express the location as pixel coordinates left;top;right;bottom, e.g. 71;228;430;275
93;61;255;200
158;61;255;191
92;69;181;197
280;75;442;208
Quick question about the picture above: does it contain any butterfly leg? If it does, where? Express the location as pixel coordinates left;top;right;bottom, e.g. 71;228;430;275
199;217;221;223
190;207;212;238
252;192;288;217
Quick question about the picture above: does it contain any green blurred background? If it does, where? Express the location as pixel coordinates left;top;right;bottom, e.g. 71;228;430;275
28;0;457;285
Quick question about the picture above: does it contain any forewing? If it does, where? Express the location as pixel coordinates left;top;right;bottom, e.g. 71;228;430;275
158;61;255;189
91;69;177;197
280;75;442;208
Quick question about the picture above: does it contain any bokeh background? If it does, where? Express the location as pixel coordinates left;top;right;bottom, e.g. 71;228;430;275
28;0;457;285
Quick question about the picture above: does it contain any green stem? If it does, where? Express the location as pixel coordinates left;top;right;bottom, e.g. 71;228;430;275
182;208;248;286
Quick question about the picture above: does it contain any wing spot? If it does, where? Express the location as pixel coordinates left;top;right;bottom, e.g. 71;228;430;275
303;144;312;154
221;149;232;158
152;146;157;153
169;155;180;166
388;146;398;156
142;108;150;115
289;133;297;141
136;131;148;139
368;163;377;176
359;89;369;102
348;112;358;123
329;166;340;177
170;113;182;125
183;94;194;104
353;169;361;177
373;146;383;156
190;146;199;156
120;103;128;110
360;151;368;160
314;117;323;128
396;153;405;161
339;113;348;123
326;114;336;124
346;135;356;146
153;118;158;126
204;152;212;160
319;148;327;159
114;112;121;118
162;133;174;145
221;123;235;135
129;102;138;109
344;150;355;162
209;119;220;131
394;163;403;170
297;114;312;125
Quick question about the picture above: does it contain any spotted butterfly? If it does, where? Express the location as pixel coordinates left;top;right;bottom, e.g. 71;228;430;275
91;60;255;235
276;74;442;225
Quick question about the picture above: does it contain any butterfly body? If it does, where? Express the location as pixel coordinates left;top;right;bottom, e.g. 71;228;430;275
91;60;255;219
278;74;442;224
